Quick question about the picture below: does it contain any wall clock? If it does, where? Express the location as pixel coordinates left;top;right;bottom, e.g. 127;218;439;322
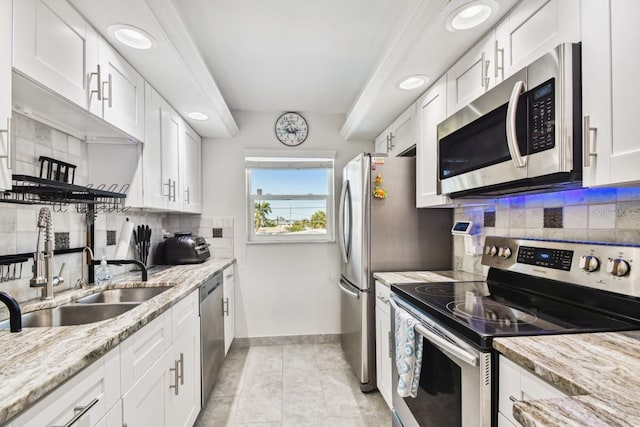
275;112;308;146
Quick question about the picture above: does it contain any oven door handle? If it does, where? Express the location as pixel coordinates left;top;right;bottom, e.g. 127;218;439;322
506;80;527;168
414;323;478;367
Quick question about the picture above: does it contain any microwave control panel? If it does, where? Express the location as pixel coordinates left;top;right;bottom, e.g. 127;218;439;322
528;79;555;154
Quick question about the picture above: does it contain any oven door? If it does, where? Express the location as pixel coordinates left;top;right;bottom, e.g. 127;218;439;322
391;296;491;427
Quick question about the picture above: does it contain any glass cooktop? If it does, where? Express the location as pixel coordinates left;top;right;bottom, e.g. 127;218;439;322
391;280;639;350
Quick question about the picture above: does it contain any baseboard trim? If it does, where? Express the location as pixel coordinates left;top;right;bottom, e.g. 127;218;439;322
231;333;340;348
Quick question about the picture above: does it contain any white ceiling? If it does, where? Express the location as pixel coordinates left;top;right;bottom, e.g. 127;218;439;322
69;0;518;139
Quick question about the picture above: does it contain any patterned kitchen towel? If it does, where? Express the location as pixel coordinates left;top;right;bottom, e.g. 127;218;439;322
391;298;424;398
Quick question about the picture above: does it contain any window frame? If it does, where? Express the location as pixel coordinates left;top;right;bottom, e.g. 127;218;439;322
245;151;335;244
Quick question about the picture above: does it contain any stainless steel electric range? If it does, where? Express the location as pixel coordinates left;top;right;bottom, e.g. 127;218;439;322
390;236;640;427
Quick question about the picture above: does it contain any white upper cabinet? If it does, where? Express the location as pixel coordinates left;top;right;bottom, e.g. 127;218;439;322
0;0;13;191
446;31;496;115
94;38;145;141
495;0;580;82
417;76;451;208
374;104;417;156
161;105;183;211
582;0;640;187
13;0;98;109
181;123;202;213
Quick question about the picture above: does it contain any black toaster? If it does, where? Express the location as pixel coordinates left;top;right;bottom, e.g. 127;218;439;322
156;232;211;265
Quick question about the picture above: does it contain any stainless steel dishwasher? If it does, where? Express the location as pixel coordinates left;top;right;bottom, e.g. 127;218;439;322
200;271;225;405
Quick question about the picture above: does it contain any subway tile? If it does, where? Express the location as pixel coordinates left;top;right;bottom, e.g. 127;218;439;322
542;229;565;240
562;229;588;242
615;229;640;245
617;187;640;202
508;228;525;238
52;130;68;153
541;192;565;208
16;208;37;232
14;137;35;163
68;135;83;157
543;207;563;228
15;231;36;253
563;205;588;229
588;204;616;229
34;121;53;145
508;209;525;228
585;188;618;204
0;232;17;254
0;207;16;232
525;208;543;229
615;201;640;229
587;229;617;244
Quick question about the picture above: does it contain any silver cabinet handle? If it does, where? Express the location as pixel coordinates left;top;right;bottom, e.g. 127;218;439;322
164;179;172;200
509;395;519;403
223;297;229;316
506;80;527;168
178;352;184;385
89;64;102;101
376;295;389;305
170;359;180;395
494;40;504;79
388;132;395;151
388;330;393;359
171;180;177;202
0;117;12;170
102;73;113;108
185;186;190;204
481;51;491;88
414;323;478;367
583;115;598;168
52;397;99;427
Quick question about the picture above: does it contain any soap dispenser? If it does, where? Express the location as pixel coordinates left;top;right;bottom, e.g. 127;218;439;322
96;256;112;285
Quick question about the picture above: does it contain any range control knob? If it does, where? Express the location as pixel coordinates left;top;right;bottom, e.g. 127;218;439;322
579;255;600;272
606;258;631;277
489;246;498;257
501;247;512;259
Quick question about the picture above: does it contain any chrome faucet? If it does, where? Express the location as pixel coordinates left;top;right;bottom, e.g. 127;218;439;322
75;246;94;289
30;207;64;300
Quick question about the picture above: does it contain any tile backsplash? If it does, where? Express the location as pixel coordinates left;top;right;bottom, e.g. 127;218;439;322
453;187;640;276
0;115;234;304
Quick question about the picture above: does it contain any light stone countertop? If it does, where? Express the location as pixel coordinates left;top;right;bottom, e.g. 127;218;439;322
493;331;640;426
373;270;483;287
0;257;234;425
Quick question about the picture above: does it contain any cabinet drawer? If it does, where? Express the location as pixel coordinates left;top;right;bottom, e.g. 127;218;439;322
172;290;199;342
13;348;120;427
375;281;391;313
121;310;172;392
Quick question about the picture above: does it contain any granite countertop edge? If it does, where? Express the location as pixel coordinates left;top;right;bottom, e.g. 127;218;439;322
493;331;640;427
373;270;484;286
0;257;234;424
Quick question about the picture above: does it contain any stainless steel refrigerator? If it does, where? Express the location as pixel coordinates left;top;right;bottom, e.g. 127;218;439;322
338;153;452;392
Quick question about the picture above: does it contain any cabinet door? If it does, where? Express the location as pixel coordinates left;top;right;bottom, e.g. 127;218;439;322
162;107;183;211
167;319;202;427
583;0;640;186
95;400;123;427
98;38;145;141
416;76;452;207
223;265;235;355
122;353;169;427
375;303;392;408
495;0;580;81
375;127;391;154
13;0;98;108
181;123;202;213
141;84;167;209
446;32;494;114
0;0;13;191
390;103;416;156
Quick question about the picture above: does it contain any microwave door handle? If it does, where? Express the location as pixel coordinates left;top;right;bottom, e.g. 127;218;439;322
338;180;350;263
506;80;527;168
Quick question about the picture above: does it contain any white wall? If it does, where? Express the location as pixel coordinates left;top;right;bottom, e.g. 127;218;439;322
202;111;373;338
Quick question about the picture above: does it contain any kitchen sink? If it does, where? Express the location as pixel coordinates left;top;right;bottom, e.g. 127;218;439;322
0;303;138;328
74;286;172;304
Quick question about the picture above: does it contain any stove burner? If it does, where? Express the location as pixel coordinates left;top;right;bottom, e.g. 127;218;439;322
446;300;538;326
413;284;454;297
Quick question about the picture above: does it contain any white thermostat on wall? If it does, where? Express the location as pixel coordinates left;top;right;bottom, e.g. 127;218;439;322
451;221;473;235
450;221;482;256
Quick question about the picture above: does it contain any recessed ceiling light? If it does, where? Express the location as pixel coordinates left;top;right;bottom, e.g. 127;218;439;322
398;75;429;90
187;112;209;121
445;1;497;32
107;24;156;50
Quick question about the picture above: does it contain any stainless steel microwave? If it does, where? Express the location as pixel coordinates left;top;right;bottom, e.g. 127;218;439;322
437;43;582;198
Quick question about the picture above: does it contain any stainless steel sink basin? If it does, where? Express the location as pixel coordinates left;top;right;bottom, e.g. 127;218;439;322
0;303;138;328
74;287;172;304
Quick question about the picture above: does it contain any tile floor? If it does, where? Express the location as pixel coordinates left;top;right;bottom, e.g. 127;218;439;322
195;343;391;426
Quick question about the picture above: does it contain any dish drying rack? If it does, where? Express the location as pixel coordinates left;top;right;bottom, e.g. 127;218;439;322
0;175;128;213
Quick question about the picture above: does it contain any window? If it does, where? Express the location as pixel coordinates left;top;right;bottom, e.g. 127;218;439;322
245;152;335;243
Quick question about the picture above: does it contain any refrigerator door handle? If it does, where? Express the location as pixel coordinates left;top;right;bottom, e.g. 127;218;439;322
338;179;351;263
338;278;360;299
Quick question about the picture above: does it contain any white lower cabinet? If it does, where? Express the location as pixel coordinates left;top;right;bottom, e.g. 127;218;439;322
95;400;122;427
374;281;392;408
223;264;236;355
12;348;120;427
122;290;201;427
498;355;567;426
